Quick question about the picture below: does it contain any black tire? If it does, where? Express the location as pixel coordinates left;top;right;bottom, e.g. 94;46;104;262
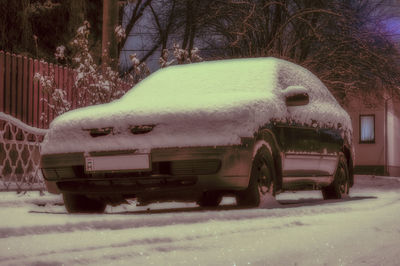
236;145;275;207
63;193;106;213
322;153;350;200
197;191;222;207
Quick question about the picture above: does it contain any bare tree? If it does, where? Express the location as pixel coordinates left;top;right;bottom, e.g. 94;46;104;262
196;0;400;102
116;0;400;103
118;0;153;57
302;0;400;103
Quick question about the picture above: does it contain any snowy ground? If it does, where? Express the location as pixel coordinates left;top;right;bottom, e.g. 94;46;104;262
0;175;399;266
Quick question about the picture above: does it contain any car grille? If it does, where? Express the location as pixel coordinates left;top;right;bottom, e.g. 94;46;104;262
42;159;221;181
42;166;82;179
170;159;221;175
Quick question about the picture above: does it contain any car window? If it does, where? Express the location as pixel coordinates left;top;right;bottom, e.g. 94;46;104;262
123;58;278;101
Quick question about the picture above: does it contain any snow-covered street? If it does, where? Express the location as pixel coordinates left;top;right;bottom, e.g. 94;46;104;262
0;175;399;266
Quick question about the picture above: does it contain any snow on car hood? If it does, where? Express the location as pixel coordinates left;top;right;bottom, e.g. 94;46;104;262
41;58;284;154
42;93;284;154
41;57;352;155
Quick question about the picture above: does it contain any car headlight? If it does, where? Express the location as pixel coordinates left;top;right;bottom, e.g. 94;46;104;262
130;125;155;135
84;127;114;137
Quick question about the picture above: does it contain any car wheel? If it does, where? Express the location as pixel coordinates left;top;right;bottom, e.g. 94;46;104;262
63;193;106;213
197;191;222;207
322;153;350;200
236;145;277;207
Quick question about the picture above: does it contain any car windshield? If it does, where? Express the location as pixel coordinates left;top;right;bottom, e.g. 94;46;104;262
122;58;278;101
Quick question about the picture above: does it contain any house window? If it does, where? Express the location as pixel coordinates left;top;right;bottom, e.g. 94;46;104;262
360;115;375;143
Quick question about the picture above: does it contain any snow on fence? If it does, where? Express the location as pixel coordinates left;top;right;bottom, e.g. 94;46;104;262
0;112;47;191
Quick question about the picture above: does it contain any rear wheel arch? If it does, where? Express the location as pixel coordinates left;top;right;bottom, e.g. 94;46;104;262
342;145;354;187
322;152;350;199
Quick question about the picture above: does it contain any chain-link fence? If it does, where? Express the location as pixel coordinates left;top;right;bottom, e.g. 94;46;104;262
0;112;47;191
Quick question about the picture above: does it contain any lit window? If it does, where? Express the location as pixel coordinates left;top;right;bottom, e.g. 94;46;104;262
360;115;375;143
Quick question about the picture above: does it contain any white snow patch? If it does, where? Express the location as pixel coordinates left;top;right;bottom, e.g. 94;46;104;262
0;112;48;135
0;176;399;266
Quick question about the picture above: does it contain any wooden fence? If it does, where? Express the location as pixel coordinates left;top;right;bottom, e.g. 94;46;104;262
0;51;76;129
0;51;133;129
0;51;134;190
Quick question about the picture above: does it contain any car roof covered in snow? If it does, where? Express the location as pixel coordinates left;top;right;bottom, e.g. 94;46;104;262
124;57;278;99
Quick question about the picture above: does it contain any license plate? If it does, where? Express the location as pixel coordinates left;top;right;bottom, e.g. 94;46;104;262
85;154;150;172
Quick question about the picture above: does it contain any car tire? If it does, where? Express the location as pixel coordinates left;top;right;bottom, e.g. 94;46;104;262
197;191;222;207
236;145;276;207
63;193;106;213
322;153;350;200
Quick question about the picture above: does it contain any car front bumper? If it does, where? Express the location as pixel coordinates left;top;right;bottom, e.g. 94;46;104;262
41;145;253;196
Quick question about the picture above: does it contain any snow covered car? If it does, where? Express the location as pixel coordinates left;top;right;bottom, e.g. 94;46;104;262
40;58;354;213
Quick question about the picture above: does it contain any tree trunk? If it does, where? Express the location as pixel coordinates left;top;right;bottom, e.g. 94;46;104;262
68;0;86;36
102;0;119;64
20;0;33;53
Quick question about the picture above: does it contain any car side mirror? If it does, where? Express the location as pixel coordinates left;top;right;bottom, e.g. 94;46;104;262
284;86;310;107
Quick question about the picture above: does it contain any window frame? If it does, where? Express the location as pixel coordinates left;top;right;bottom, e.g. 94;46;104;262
359;114;375;144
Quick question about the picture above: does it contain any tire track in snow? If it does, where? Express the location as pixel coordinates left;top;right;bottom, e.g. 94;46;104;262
0;218;309;265
0;201;357;239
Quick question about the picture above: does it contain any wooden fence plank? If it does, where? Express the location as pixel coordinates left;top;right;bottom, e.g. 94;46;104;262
22;56;29;124
11;54;17;117
5;53;11;115
0;51;4;112
43;62;50;128
28;58;34;126
38;61;45;128
63;67;68;105
17;55;23;121
57;65;64;120
46;62;51;128
70;68;76;109
51;63;58;122
34;59;40;128
59;65;64;90
63;66;68;93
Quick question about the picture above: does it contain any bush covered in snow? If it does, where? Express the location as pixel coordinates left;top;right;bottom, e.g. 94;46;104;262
35;21;136;122
35;21;204;123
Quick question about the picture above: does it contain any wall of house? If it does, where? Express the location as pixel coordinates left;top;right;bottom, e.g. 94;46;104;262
349;109;385;174
345;97;386;175
387;99;400;176
345;95;400;176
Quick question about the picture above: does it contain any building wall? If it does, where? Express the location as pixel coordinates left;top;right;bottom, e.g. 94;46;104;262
345;96;400;176
345;97;385;175
387;99;400;176
348;109;385;174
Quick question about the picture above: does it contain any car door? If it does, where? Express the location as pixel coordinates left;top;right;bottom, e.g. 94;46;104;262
274;123;341;178
276;63;342;179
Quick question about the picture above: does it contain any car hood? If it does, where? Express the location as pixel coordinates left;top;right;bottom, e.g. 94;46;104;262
41;91;285;154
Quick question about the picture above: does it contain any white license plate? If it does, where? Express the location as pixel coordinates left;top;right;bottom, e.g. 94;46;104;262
85;154;150;172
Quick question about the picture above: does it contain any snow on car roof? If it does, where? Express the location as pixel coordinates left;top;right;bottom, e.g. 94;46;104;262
42;57;352;154
125;57;277;97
